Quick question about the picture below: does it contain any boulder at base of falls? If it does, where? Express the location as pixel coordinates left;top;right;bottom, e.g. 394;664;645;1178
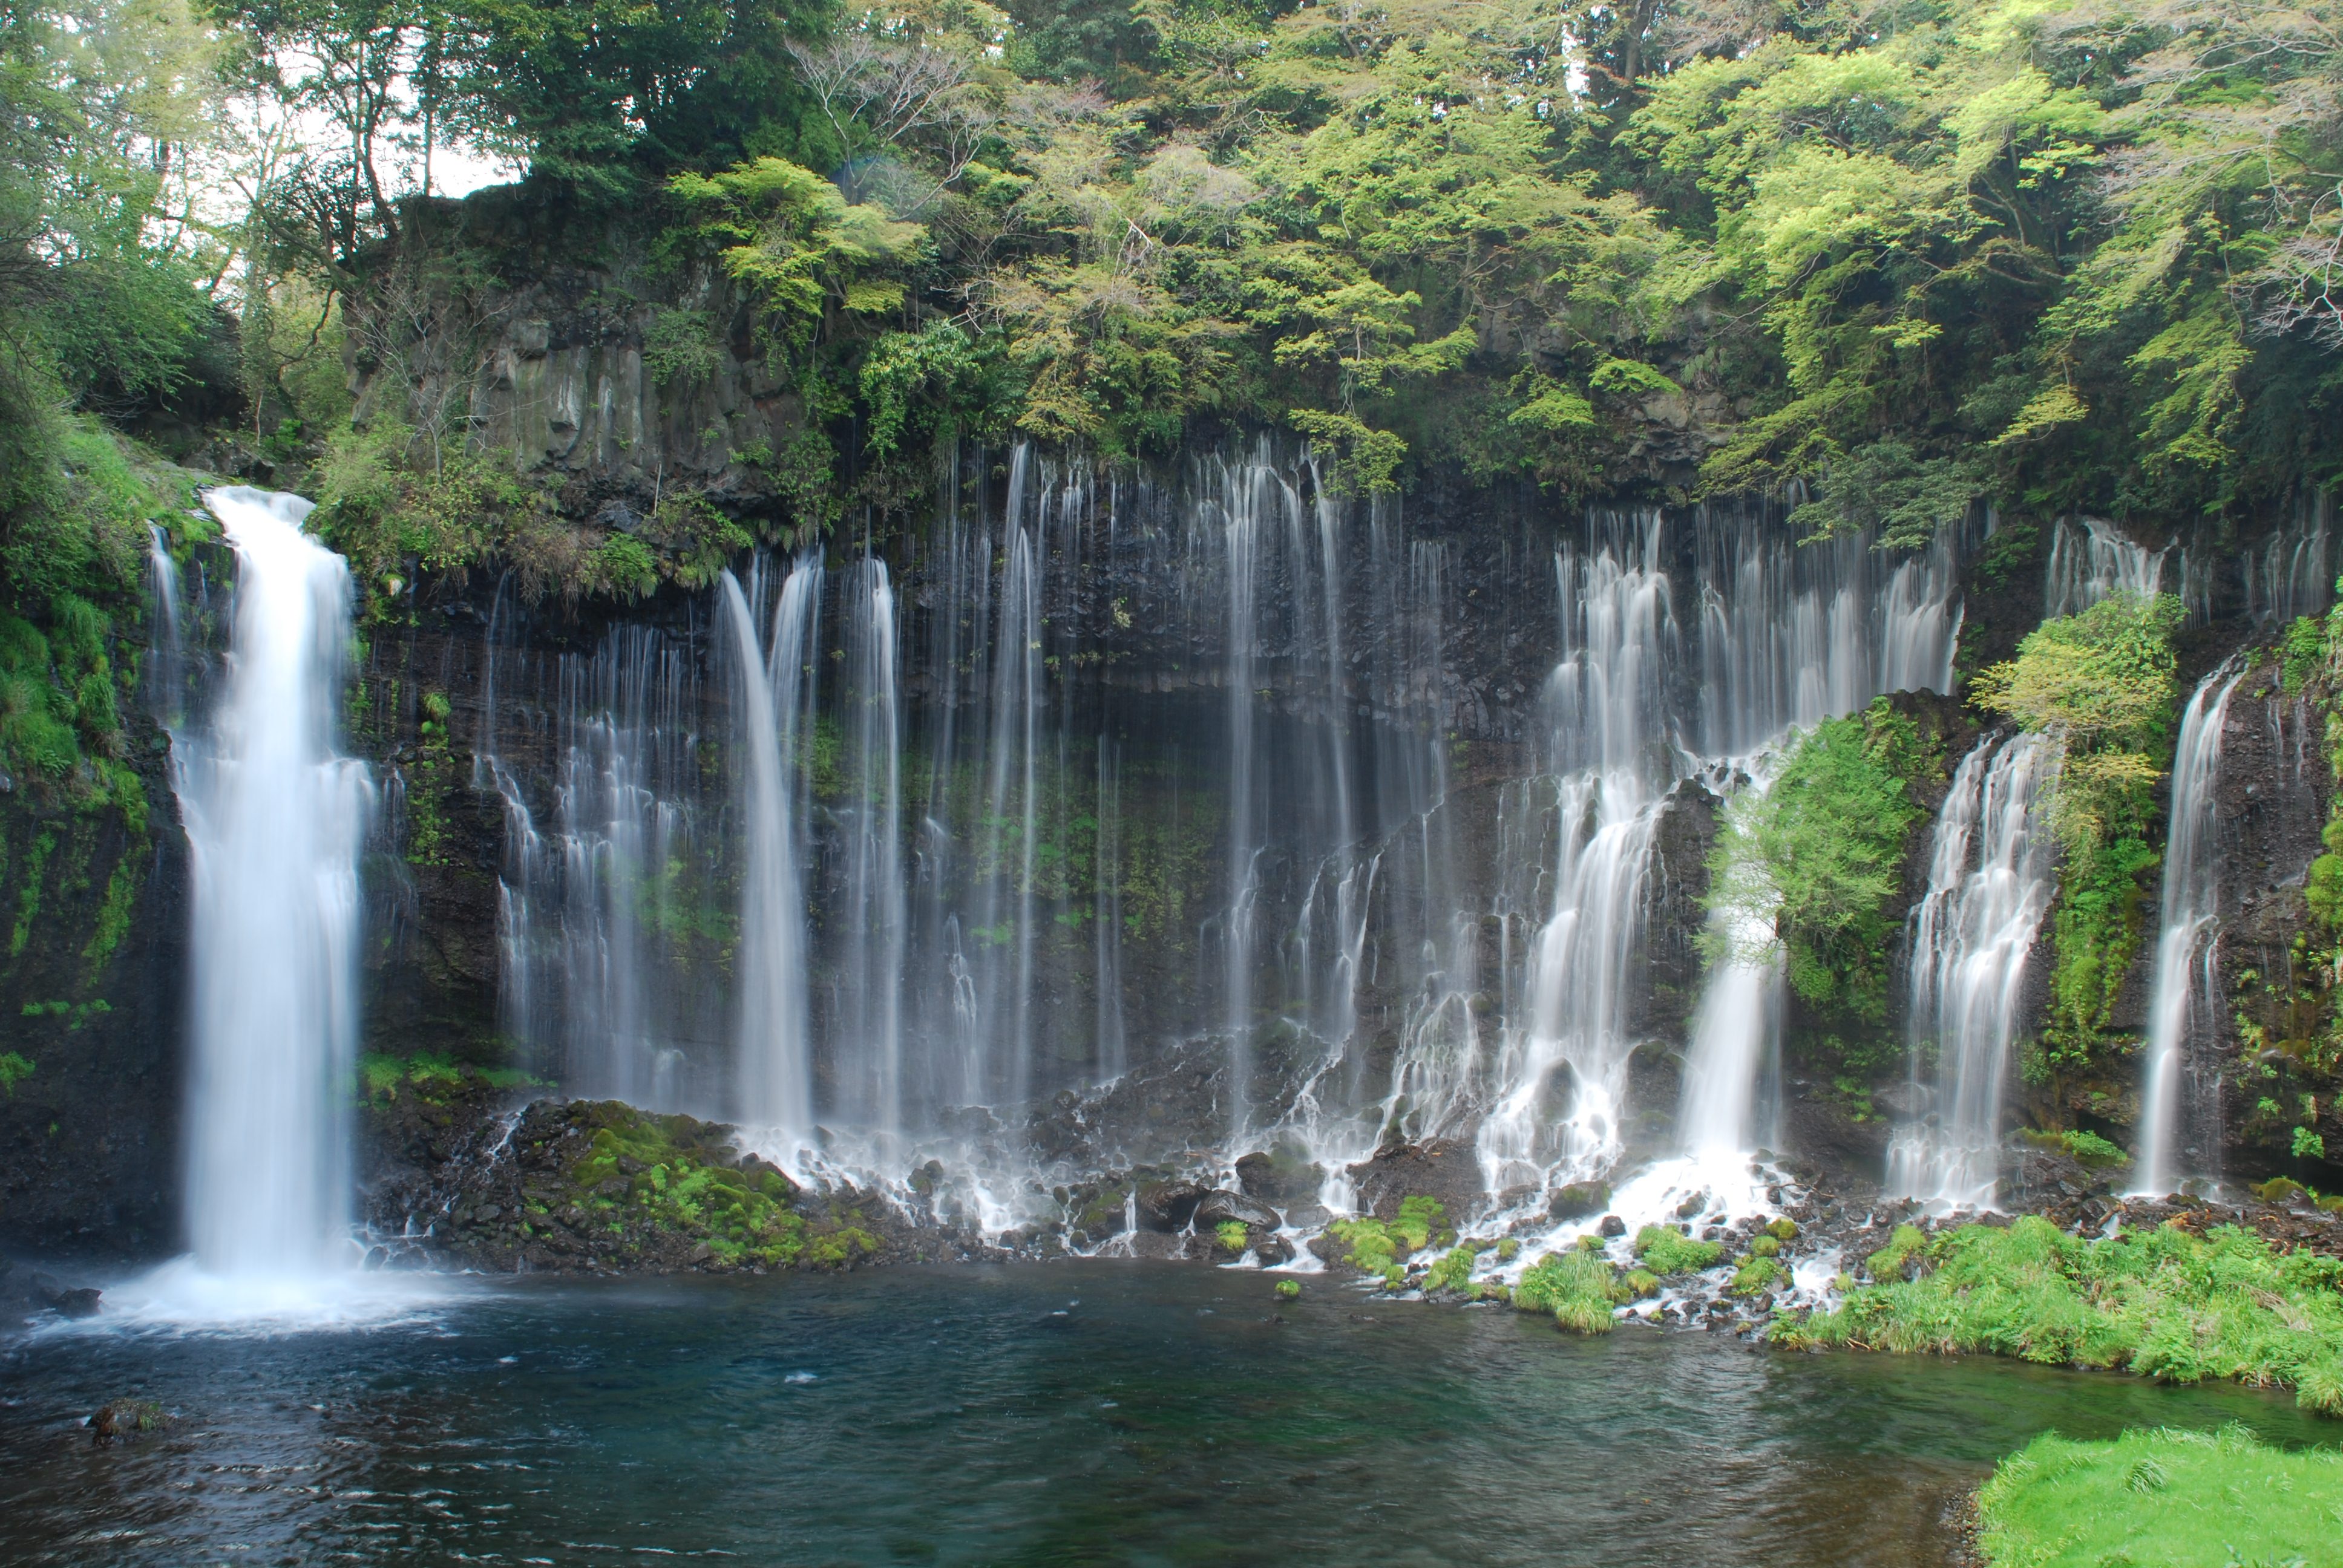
1347;1139;1486;1225
1194;1191;1279;1230
1235;1147;1325;1205
1548;1181;1611;1220
1135;1178;1210;1231
0;1259;102;1322
90;1399;168;1445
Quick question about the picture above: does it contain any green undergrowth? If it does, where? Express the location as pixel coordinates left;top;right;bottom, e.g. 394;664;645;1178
1636;1224;1727;1275
1978;1425;2343;1568
1330;1195;1450;1285
1423;1237;1493;1293
1775;1217;2343;1418
556;1102;877;1270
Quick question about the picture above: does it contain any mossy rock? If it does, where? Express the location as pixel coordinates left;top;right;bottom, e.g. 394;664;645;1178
1547;1181;1611;1220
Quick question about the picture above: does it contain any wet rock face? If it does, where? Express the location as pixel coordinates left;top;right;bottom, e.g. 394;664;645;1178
2210;659;2343;1187
0;706;186;1259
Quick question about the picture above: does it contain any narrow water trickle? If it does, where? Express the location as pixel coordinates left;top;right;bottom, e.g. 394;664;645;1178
173;487;372;1278
2136;661;2246;1197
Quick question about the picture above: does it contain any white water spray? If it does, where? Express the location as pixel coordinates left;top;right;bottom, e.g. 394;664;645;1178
174;487;372;1278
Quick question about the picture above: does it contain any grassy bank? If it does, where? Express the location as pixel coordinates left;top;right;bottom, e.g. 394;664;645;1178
1774;1216;2343;1417
1978;1425;2343;1567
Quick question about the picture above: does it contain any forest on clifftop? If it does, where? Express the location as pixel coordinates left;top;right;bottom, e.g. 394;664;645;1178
8;0;2343;599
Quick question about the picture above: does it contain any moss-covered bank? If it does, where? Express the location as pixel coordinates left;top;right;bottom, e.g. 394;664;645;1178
1978;1425;2343;1567
1778;1215;2343;1419
361;1074;887;1274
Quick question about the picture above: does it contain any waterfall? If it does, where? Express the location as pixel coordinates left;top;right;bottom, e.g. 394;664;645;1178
459;443;1965;1237
2044;517;2166;618
1473;523;1677;1193
834;558;907;1145
1220;456;1270;1138
173;488;372;1276
724;564;816;1140
145;524;183;725
1886;733;2061;1207
2136;662;2246;1196
2243;496;2334;626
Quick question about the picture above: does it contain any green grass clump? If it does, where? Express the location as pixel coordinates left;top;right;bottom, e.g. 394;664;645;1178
1515;1249;1625;1334
356;1050;491;1103
1751;1233;1781;1258
1624;1268;1660;1299
1979;1424;2343;1567
1775;1215;2343;1417
0;1051;32;1095
1635;1224;1725;1274
1732;1255;1786;1295
1423;1244;1480;1293
1864;1222;1928;1280
1274;1279;1300;1300
1214;1220;1249;1253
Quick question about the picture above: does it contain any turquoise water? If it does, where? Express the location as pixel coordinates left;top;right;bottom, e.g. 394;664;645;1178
2;1261;2328;1564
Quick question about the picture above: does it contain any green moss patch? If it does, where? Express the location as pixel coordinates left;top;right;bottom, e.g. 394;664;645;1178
1776;1215;2343;1418
1979;1425;2343;1567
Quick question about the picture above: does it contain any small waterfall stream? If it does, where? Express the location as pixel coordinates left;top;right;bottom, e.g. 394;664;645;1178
2136;661;2247;1196
1886;733;2061;1207
2044;518;2168;618
173;488;372;1278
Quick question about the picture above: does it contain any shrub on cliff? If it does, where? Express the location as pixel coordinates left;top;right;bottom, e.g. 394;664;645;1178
1970;592;2181;1054
1777;1215;2343;1418
1703;698;1930;1021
